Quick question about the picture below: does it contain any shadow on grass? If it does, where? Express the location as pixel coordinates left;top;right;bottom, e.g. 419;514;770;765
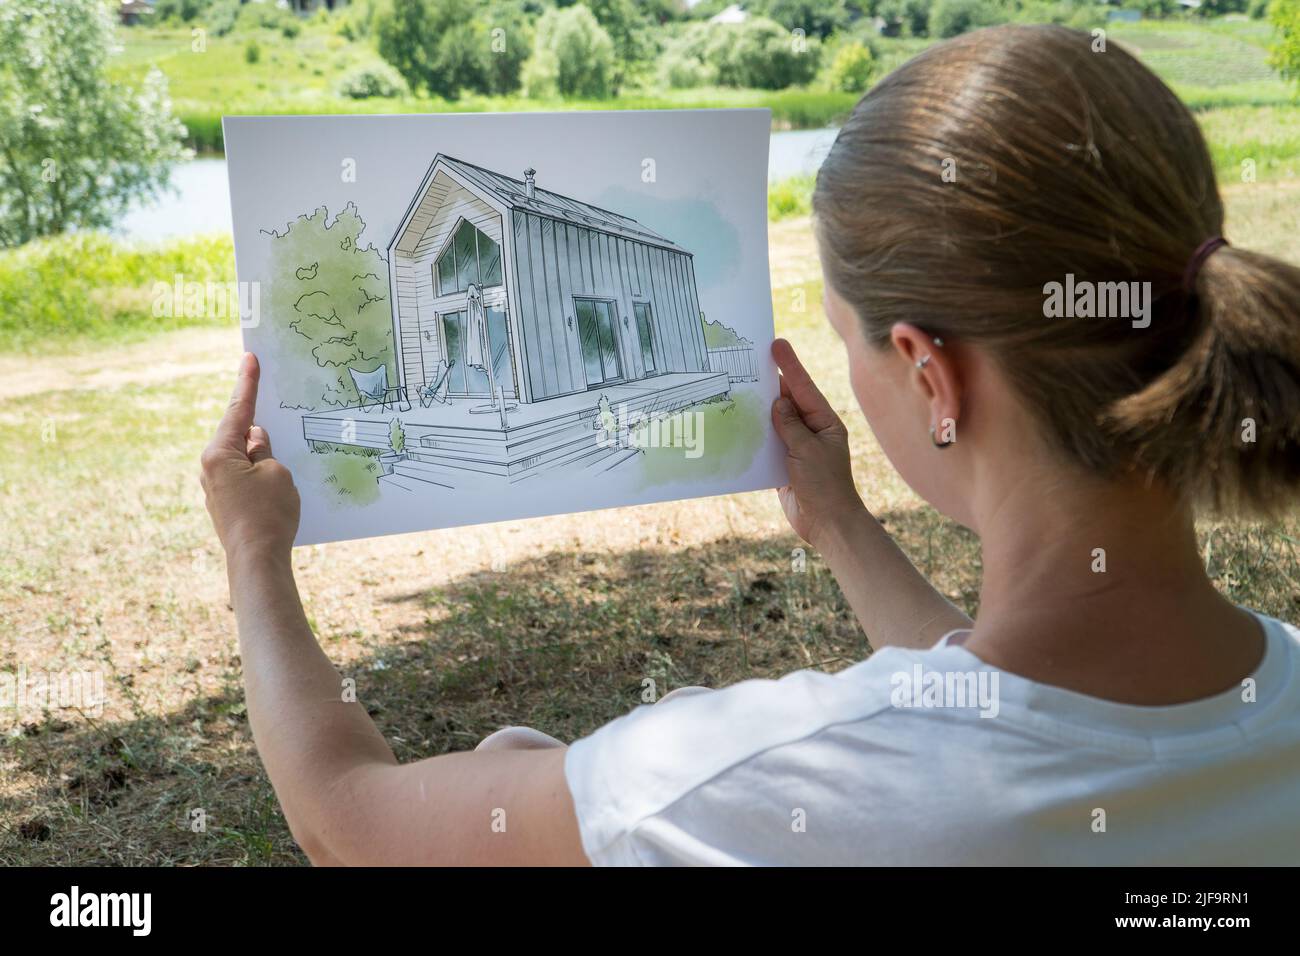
0;507;980;865
9;508;1296;865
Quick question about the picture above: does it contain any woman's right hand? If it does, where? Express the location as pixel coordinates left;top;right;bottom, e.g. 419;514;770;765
770;338;867;549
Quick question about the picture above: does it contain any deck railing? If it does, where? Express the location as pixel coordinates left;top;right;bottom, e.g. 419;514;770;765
706;345;759;383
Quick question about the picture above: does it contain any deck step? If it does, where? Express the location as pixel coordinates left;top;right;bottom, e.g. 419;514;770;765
511;438;637;481
391;458;459;489
417;416;594;460
378;472;421;493
411;427;606;478
583;447;642;473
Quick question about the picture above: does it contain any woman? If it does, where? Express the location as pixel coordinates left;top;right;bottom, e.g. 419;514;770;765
201;25;1300;865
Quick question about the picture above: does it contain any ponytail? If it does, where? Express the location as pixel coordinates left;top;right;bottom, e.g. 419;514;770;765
1107;247;1300;514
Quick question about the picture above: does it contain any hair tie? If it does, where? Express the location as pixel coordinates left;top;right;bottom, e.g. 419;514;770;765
1182;237;1228;293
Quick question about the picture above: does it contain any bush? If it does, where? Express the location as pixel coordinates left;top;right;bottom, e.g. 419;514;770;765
0;234;234;349
767;174;814;221
524;5;617;98
719;18;821;89
828;41;875;93
236;1;299;35
928;0;1010;39
661;18;821;91
244;41;261;65
206;0;240;36
375;0;526;98
1012;0;1106;29
659;46;712;88
755;0;852;39
153;0;210;22
335;63;408;99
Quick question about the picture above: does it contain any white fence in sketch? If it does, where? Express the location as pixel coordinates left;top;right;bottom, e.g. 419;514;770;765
707;345;758;383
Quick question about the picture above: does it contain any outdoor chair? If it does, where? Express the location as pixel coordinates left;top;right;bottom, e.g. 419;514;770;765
348;364;411;413
417;360;454;408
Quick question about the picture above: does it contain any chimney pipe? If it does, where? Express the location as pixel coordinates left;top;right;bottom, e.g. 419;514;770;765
523;168;536;201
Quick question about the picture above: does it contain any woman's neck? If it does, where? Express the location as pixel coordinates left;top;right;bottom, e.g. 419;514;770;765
964;468;1265;705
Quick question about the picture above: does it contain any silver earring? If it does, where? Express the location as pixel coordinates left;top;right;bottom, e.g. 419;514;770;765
930;424;954;449
916;355;931;370
933;336;944;347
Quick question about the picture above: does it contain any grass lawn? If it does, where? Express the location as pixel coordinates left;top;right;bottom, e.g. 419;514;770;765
3;198;1299;863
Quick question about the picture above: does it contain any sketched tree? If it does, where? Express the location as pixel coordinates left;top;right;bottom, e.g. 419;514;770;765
0;0;188;247
265;203;394;410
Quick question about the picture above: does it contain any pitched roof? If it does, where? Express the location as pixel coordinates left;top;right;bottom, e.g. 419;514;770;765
434;155;689;255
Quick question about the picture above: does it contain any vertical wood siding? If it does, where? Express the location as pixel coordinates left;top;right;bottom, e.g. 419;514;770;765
509;210;708;401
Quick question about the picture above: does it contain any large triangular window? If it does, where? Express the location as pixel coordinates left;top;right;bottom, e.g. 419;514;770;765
436;219;503;296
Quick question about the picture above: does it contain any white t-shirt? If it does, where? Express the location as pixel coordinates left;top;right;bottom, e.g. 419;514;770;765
564;612;1300;865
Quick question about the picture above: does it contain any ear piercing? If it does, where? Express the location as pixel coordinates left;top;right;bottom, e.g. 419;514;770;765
916;337;944;369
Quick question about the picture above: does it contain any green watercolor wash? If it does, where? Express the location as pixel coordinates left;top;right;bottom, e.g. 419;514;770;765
313;447;383;507
635;389;765;489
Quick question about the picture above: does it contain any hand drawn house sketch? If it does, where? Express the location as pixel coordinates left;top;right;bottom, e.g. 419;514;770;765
298;154;758;493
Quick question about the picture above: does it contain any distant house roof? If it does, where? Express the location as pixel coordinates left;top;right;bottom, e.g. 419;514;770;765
395;154;688;255
709;4;749;24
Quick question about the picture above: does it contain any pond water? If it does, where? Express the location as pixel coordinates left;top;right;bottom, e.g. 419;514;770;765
114;126;840;243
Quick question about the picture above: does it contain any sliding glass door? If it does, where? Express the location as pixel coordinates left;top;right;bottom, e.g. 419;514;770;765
574;297;623;388
439;305;515;398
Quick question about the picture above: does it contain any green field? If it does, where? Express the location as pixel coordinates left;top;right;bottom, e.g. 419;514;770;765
107;25;859;152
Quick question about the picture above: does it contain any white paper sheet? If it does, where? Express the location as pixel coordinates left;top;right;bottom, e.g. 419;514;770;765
224;110;785;546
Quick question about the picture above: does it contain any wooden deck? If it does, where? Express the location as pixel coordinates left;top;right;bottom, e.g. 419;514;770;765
301;371;731;488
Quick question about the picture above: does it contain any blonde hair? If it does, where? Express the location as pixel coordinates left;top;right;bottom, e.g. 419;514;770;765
813;24;1300;514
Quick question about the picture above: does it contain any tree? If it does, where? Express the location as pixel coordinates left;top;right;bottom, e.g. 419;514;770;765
585;0;656;76
374;0;524;98
660;18;821;90
524;5;618;98
0;0;189;247
757;0;852;40
877;0;933;37
265;204;394;410
713;17;821;89
1272;0;1300;85
927;0;1009;40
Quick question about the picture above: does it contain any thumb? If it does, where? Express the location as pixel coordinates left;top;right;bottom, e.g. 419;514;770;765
246;425;274;463
772;396;812;451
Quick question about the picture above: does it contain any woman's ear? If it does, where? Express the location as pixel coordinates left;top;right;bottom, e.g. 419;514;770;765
889;323;961;446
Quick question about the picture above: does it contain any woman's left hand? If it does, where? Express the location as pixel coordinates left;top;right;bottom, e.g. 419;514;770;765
770;338;866;549
200;353;300;562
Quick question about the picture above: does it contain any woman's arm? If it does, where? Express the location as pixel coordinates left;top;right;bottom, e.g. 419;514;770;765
202;354;588;866
771;339;972;649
